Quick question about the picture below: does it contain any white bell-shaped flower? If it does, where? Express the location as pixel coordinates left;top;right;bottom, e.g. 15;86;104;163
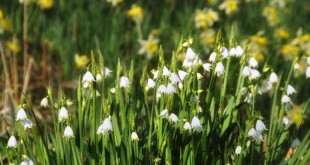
58;107;68;122
221;47;229;59
120;76;130;88
294;63;300;71
152;70;159;79
16;108;27;121
202;63;212;72
185;48;197;60
254;132;263;141
23;119;33;130
97;117;113;135
146;78;156;89
159;109;169;119
131;132;139;141
191;116;203;132
96;73;103;82
242;66;251;77
282;116;290;125
250;69;261;79
291;138;300;148
7;135;18;148
82;71;95;88
215;62;225;77
178;70;188;81
306;66;310;79
235;46;244;57
64;126;74;138
255;120;267;132
229;47;237;57
249;57;258;68
166;83;177;94
102;67;112;77
240;87;248;95
40;98;48;108
157;84;167;94
247;128;257;137
182;59;194;68
281;95;291;104
162;66;171;77
20;158;34;165
183;122;192;130
209;52;217;62
235;146;242;155
286;85;296;95
269;72;278;84
170;73;181;84
169;113;178;123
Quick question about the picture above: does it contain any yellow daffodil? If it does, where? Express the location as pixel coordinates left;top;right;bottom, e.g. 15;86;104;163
242;34;268;62
38;0;53;9
281;44;299;60
0;9;3;19
6;41;21;54
138;33;159;59
75;54;90;69
127;5;143;23
194;8;219;29
106;0;123;7
288;105;304;126
263;6;279;26
219;0;238;15
275;28;289;39
199;29;215;50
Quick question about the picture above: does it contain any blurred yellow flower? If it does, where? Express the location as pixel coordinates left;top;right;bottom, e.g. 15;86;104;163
219;0;238;15
75;54;90;69
38;0;53;9
106;0;123;7
0;9;3;19
288;105;304;126
276;28;289;39
138;32;159;59
6;41;21;54
194;8;219;29
242;33;268;62
199;29;215;49
127;5;143;23
263;6;279;26
281;44;299;60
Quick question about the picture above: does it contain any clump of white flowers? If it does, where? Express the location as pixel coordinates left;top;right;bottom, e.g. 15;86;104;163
97;117;113;135
248;120;267;141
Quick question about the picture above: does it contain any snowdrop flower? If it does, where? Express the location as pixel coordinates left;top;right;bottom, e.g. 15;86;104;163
160;109;169;118
291;138;300;148
183;122;191;130
178;70;188;81
282;116;290;125
306;66;310;79
209;52;217;62
82;71;95;89
152;70;159;79
286;85;296;95
146;78;156;89
20;158;34;165
169;113;178;123
229;47;237;57
269;72;278;84
185;48;197;60
23;119;33;130
215;62;225;77
166;83;177;94
258;81;272;94
16;108;27;121
157;84;167;94
131;132;139;141
120;76;130;88
250;69;261;79
191;116;203;132
254;132;263;141
202;63;212;72
162;66;171;77
255;120;267;132
242;66;251;77
293;63;300;71
247;128;257;138
170;73;181;84
64;126;74;138
102;67;112;77
235;46;244;57
58;107;68;122
281;95;291;104
235;146;242;155
240;87;248;95
7;135;17;148
97;117;113;135
96;73;103;82
249;57;258;68
40;98;48;108
221;47;229;58
307;57;310;65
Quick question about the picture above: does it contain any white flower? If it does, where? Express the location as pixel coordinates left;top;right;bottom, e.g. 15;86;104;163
166;83;177;94
16;108;27;121
170;73;181;84
306;66;310;79
286;85;296;95
250;69;261;79
258;81;272;94
7;135;17;148
235;46;244;57
185;48;197;60
131;132;139;141
160;109;169;118
229;47;237;57
110;87;116;93
178;70;188;81
202;63;212;72
182;59;194;68
58;107;68;122
282;116;290;125
294;63;300;71
178;82;183;89
249;57;258;68
269;72;278;84
222;47;229;58
157;84;167;94
40;98;48;108
191;116;203;132
120;76;130;88
240;87;248;95
183;122;192;130
96;74;103;82
209;52;217;62
169;113;178;123
307;57;310;65
254;132;263;141
247;128;257;137
255;120;267;132
197;73;203;80
291;138;300;148
162;66;171;77
23;119;33;130
281;95;291;104
235;146;242;155
242;66;251;77
64;126;74;138
20;159;34;165
215;62;225;76
102;67;112;77
82;71;95;89
244;93;253;103
146;78;156;89
97;117;113;135
152;70;159;79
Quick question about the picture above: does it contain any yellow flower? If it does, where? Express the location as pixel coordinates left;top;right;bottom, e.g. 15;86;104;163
194;8;219;29
219;0;238;15
106;0;123;7
138;33;159;59
288;105;304;126
199;29;215;48
75;54;90;69
281;44;299;60
0;9;3;19
38;0;53;9
275;28;289;39
6;41;20;54
127;5;143;23
263;6;279;26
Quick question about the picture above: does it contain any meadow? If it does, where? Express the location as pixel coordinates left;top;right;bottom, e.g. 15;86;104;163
0;0;310;164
